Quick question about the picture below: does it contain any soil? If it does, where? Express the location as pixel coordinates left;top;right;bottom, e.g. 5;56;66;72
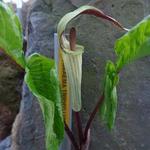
0;51;24;141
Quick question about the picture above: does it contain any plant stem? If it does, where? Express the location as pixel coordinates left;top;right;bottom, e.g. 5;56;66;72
74;111;84;147
81;129;91;150
84;93;104;142
64;122;80;150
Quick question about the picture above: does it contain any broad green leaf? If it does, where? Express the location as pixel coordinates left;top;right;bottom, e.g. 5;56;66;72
0;2;25;68
115;15;150;71
57;5;125;111
100;61;119;129
25;53;64;150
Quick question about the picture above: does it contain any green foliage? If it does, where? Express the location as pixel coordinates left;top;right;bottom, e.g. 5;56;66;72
101;15;150;129
25;53;64;150
0;2;25;68
115;15;150;71
100;61;119;129
0;3;64;149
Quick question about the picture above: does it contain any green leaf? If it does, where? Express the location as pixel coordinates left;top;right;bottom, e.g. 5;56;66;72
100;61;119;130
115;15;150;71
0;2;25;68
25;53;64;150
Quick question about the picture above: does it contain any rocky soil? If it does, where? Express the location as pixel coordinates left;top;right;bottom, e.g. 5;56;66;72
0;51;24;141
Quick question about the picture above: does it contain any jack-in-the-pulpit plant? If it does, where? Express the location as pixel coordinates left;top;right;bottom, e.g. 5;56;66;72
1;2;150;150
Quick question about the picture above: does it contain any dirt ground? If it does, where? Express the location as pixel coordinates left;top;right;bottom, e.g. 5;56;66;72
0;51;24;141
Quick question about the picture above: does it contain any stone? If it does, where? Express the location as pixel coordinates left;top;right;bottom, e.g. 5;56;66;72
69;0;104;7
11;85;45;150
69;0;91;7
0;51;23;143
78;0;150;150
0;104;15;141
0;136;11;150
10;0;150;150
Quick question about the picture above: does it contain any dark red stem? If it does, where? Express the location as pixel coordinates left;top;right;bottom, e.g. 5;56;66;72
64;122;80;150
74;111;84;147
84;93;104;142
